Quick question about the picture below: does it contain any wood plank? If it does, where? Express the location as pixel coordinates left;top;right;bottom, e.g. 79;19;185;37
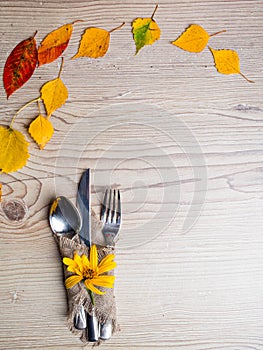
0;0;263;349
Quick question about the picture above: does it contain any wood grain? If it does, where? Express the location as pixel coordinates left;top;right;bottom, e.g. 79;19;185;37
0;0;263;349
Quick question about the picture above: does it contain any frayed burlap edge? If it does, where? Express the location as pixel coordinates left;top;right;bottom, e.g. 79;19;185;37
53;210;119;344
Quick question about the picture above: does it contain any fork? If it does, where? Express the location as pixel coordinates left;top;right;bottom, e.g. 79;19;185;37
100;189;121;246
99;189;121;340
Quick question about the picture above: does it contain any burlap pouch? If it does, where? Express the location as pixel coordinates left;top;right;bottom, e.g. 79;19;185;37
54;210;119;344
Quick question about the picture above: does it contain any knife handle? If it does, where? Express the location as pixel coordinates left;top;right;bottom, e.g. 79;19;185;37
87;309;99;342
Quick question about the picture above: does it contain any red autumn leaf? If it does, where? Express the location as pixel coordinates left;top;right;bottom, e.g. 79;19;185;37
3;33;38;98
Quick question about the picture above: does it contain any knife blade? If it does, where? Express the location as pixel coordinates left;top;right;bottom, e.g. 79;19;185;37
77;169;91;248
77;169;99;342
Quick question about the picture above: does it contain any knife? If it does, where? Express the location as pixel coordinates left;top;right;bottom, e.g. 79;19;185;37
77;169;99;342
77;169;91;247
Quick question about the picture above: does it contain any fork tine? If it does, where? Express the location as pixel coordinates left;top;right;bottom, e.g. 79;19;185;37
101;188;121;247
106;189;112;223
100;189;108;222
116;189;121;225
112;189;117;223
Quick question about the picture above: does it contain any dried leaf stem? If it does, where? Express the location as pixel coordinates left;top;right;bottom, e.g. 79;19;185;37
209;29;227;37
10;97;41;129
151;4;159;20
109;22;125;33
37;99;42;114
239;72;255;84
58;57;64;79
71;19;84;25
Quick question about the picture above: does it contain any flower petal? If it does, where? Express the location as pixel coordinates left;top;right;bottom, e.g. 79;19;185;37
92;275;115;288
98;253;115;268
65;275;83;289
85;280;105;295
74;253;84;273
63;257;77;268
90;245;98;270
67;266;76;273
67;266;83;276
97;261;117;275
74;252;82;265
81;254;90;268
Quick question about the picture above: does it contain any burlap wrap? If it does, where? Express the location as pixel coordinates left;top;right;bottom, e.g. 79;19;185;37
54;210;119;344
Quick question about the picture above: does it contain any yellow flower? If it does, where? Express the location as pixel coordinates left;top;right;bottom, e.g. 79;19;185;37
63;245;116;295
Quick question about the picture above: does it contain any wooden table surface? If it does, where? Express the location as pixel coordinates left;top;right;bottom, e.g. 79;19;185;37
1;1;263;349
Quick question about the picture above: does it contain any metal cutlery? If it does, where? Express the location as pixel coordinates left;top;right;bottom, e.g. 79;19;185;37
49;180;121;342
49;196;87;330
99;188;121;340
101;189;121;246
77;169;99;341
49;196;81;239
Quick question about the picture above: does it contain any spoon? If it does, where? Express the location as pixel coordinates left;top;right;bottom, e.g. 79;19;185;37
49;196;87;330
49;196;81;238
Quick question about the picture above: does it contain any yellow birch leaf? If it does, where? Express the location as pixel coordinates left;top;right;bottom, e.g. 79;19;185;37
72;22;125;59
172;24;226;53
28;114;54;149
40;77;68;117
0;126;29;173
73;28;110;59
132;5;161;54
209;47;254;83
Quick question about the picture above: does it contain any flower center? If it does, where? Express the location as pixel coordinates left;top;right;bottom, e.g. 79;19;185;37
84;268;95;280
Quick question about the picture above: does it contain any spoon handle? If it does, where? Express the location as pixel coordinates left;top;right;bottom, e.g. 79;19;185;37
74;305;86;330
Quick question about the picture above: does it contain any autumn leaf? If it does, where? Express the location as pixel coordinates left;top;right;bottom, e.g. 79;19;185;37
38;22;75;66
40;59;68;116
3;32;38;98
171;24;226;53
132;4;161;54
40;77;68;116
72;22;125;59
0;126;29;173
28;115;54;149
73;27;109;59
209;47;254;83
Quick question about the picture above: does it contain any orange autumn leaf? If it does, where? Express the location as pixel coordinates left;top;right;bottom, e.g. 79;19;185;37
209;47;254;83
132;4;161;54
72;22;125;59
38;22;75;66
171;24;226;53
0;126;29;173
28;114;54;149
3;33;38;98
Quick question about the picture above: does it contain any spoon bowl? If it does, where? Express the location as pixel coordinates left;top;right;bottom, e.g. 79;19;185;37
49;196;82;238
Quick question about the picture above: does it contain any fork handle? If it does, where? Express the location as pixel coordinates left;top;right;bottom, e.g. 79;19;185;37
103;232;116;246
99;320;112;340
